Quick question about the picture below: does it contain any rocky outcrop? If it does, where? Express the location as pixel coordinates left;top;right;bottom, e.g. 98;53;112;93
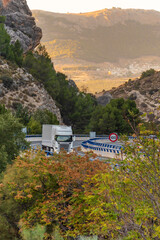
97;92;112;106
0;58;62;123
97;71;160;123
0;0;42;51
68;79;79;91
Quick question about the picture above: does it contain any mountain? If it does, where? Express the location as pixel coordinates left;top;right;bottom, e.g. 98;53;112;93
97;70;160;122
0;0;61;122
0;0;42;51
32;8;160;93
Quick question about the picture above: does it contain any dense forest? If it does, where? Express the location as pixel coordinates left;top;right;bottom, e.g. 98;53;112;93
0;15;160;240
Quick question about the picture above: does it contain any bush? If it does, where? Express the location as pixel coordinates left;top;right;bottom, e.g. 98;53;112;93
140;68;155;79
27;117;41;134
0;75;13;89
27;109;59;134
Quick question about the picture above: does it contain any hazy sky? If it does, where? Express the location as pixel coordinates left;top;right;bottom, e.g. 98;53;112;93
26;0;160;13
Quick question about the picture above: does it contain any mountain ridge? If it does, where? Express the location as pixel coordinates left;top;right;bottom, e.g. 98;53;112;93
32;8;160;93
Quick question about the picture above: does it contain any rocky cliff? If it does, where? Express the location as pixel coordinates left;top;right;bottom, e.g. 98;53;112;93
0;57;62;123
0;0;42;51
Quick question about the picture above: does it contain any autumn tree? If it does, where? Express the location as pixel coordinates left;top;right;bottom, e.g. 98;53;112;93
0;150;108;239
65;123;160;239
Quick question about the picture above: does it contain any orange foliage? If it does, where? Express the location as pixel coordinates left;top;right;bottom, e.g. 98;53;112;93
1;149;109;237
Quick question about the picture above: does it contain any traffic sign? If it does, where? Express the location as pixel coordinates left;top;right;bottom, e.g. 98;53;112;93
109;133;118;142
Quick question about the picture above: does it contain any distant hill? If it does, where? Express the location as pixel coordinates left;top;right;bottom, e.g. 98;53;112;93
32;8;160;93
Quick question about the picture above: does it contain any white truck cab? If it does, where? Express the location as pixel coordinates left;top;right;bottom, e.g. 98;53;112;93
42;125;74;154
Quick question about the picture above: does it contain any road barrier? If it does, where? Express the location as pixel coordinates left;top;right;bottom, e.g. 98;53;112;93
81;138;124;157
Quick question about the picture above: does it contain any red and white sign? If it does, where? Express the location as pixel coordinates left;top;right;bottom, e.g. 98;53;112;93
109;133;118;142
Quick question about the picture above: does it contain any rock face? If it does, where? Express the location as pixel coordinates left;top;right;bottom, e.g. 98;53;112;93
0;0;42;51
0;58;62;123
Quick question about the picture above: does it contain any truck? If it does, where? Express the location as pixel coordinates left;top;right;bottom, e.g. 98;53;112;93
42;125;75;154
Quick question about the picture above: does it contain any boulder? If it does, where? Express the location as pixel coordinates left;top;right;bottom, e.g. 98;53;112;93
97;92;112;106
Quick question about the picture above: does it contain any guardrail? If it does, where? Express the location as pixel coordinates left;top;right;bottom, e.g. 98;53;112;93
25;134;110;138
81;138;123;154
26;135;42;138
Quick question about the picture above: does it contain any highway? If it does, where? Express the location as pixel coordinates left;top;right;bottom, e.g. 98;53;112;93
26;136;123;160
28;139;84;150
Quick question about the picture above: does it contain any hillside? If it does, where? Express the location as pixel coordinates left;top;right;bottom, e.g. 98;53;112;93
33;8;160;93
97;70;160;122
0;57;62;123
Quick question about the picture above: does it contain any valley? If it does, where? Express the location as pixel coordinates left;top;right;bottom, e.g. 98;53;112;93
33;8;160;93
53;56;160;93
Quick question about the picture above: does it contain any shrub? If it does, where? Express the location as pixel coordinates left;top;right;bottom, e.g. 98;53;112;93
0;75;13;89
140;68;155;79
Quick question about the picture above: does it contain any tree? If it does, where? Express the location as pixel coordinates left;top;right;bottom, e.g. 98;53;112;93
66;123;160;239
0;18;12;59
11;40;23;67
0;16;23;66
27;117;41;134
33;108;59;126
140;68;155;79
70;93;97;133
13;103;31;126
0;104;29;173
23;47;97;133
27;109;59;134
88;98;140;134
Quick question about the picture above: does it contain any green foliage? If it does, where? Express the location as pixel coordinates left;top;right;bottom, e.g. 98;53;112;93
0;20;12;59
33;108;59;126
64;125;160;239
0;146;8;173
0;104;29;173
0;16;23;66
27;117;42;134
11;40;23;67
23;45;97;133
27;108;59;134
20;224;46;240
140;68;155;79
0;16;5;24
13;103;31;126
88;98;140;134
68;92;97;133
23;45;57;86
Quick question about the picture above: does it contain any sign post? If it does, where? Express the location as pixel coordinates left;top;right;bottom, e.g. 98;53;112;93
109;133;118;142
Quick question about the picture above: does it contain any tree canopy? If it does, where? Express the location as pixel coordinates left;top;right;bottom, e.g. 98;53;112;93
87;98;140;134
